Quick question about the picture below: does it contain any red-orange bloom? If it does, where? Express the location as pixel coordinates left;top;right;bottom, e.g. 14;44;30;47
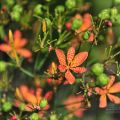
15;85;53;112
95;76;120;108
76;14;94;42
64;95;86;118
66;13;94;42
55;47;88;84
0;30;32;58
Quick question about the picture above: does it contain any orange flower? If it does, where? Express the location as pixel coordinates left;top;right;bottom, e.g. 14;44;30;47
64;95;86;118
15;85;53;111
66;13;94;42
0;30;32;58
95;76;120;108
66;13;93;32
76;13;92;33
55;47;88;84
76;14;94;42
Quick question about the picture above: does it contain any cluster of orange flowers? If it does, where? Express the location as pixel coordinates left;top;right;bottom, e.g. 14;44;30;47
0;25;120;119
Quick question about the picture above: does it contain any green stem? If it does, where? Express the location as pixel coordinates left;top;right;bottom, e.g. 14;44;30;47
111;51;120;59
19;67;34;78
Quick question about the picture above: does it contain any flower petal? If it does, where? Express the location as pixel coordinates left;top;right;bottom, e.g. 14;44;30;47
65;70;75;84
88;33;94;42
107;94;120;104
17;48;32;58
74;108;85;118
99;95;107;108
109;82;120;93
58;65;66;72
63;81;69;85
44;91;53;101
14;30;22;39
25;104;34;111
19;85;37;104
15;88;24;101
71;67;87;73
107;75;115;89
0;44;11;52
64;95;85;117
71;52;88;67
15;38;28;48
67;47;75;64
64;95;84;109
43;104;50;110
95;87;106;95
55;48;67;66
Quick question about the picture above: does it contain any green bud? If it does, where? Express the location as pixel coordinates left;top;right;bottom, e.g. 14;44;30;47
91;63;104;76
40;99;48;108
45;18;52;29
0;61;6;72
72;19;82;30
111;8;118;16
65;0;76;9
55;5;65;13
115;14;120;24
2;101;12;112
11;11;21;22
19;103;25;111
99;9;110;20
6;0;15;7
96;73;109;86
98;35;104;41
30;113;39;120
83;31;90;40
13;5;23;13
34;4;43;15
114;0;120;5
50;113;57;120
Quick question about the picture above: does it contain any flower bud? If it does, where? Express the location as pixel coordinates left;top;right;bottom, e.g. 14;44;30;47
13;5;23;13
11;11;21;22
111;8;118;16
96;73;109;86
99;9;110;20
30;113;39;120
72;19;82;30
10;115;17;120
0;61;6;72
115;14;120;24
91;63;104;76
65;0;76;9
50;113;57;120
40;99;48;108
6;0;15;7
45;18;52;29
2;101;12;112
19;103;25;111
55;5;65;13
83;31;90;40
65;22;71;30
34;4;43;15
114;0;120;5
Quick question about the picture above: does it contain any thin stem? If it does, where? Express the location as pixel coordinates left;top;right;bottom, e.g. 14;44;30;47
111;51;120;59
19;67;34;78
